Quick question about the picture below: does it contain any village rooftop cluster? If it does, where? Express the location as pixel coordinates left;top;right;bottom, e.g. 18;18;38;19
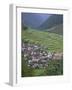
22;42;63;69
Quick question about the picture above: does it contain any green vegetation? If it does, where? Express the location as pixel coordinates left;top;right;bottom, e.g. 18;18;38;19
22;25;28;30
21;27;63;77
22;57;63;77
33;69;46;76
21;56;34;77
45;60;63;75
22;28;63;52
46;24;63;35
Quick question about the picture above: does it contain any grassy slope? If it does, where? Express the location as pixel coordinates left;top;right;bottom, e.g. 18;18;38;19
22;28;63;76
46;24;63;35
22;28;63;52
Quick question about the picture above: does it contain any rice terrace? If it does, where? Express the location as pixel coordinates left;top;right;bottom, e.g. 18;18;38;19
21;13;63;77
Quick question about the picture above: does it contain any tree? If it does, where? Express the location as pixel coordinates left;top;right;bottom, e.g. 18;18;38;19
22;25;28;30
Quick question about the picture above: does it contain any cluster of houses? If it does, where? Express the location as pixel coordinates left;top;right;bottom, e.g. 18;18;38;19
22;42;63;69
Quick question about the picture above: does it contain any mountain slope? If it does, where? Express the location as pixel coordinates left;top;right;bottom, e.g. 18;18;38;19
46;24;63;35
22;13;63;30
22;13;51;28
22;28;63;52
38;14;63;30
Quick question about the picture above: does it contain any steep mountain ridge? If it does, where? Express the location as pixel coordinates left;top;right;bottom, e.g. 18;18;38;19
22;13;63;30
38;15;63;30
46;24;63;35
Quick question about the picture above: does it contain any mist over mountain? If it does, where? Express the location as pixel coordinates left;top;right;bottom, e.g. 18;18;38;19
22;13;63;30
38;15;63;30
22;13;51;29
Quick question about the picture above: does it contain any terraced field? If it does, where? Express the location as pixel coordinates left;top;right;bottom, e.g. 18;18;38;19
21;28;63;77
22;28;63;52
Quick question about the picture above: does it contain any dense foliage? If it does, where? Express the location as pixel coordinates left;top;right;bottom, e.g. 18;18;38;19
21;55;34;77
45;60;63;75
22;56;63;76
22;25;28;30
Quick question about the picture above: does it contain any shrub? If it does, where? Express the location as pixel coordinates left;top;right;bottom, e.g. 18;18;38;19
22;25;28;30
21;56;34;77
45;60;63;75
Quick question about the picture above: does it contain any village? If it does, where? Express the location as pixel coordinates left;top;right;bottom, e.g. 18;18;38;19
22;42;63;69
